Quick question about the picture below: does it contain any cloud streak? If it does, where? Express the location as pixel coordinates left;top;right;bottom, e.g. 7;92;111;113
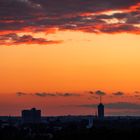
16;92;27;96
0;33;61;45
16;92;81;97
112;91;125;96
78;102;140;110
88;90;106;96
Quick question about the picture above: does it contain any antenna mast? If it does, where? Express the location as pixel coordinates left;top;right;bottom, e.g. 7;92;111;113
100;95;102;103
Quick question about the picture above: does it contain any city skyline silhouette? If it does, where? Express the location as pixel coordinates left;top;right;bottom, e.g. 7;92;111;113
1;0;140;116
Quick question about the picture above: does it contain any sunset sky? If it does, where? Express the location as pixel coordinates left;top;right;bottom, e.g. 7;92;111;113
1;0;140;116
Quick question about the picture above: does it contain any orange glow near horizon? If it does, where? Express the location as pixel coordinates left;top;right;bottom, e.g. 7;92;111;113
1;30;140;116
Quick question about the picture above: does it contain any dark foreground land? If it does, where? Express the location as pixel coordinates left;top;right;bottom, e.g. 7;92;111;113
0;117;140;139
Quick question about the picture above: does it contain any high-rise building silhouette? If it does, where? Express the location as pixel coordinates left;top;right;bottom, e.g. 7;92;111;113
22;108;41;123
98;96;104;120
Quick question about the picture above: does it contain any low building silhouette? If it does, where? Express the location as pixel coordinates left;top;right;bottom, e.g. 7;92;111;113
22;108;41;123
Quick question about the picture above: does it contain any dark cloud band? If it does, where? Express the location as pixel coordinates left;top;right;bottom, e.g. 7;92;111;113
0;0;140;45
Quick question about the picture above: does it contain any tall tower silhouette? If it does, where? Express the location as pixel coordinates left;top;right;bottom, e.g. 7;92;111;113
98;96;104;120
